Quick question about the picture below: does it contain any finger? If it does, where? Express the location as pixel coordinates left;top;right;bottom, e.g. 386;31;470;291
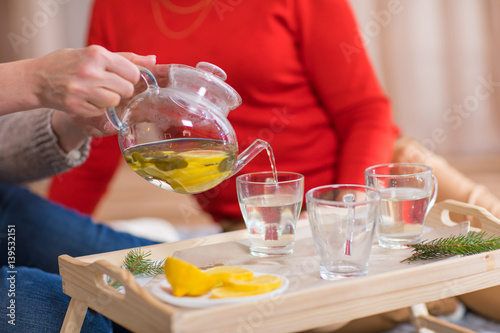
68;73;135;114
62;94;105;118
94;70;136;100
151;64;170;88
119;52;157;68
77;104;104;118
151;64;169;78
104;53;141;84
107;53;156;83
103;120;118;135
83;85;122;109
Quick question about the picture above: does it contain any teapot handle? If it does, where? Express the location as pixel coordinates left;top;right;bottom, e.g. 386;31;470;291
105;66;159;133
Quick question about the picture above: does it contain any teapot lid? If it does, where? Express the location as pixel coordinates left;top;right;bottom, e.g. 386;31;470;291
168;62;242;116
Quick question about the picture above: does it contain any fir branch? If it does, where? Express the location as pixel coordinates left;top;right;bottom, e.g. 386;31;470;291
402;231;500;263
107;248;165;288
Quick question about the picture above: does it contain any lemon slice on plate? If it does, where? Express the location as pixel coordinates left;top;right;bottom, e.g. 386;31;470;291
210;274;283;298
205;266;254;285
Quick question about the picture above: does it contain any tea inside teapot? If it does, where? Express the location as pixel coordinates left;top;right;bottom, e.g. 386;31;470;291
123;138;237;194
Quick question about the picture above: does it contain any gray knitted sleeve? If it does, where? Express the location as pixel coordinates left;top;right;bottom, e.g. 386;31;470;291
0;109;90;184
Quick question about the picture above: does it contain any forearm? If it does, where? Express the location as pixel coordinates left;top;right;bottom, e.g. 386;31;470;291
0;59;41;116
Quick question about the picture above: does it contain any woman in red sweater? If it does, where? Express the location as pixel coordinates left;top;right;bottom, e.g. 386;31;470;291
53;2;500;330
49;0;399;225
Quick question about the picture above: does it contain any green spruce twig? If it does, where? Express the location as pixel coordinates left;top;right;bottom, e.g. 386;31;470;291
402;231;500;263
107;248;165;288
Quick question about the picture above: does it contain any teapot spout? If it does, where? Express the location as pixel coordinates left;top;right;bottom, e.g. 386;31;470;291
233;139;276;175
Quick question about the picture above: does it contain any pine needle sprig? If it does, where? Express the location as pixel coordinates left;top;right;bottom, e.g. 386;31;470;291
122;248;165;275
402;231;500;263
107;248;165;288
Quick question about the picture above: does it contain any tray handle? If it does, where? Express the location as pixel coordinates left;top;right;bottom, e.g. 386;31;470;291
89;259;174;311
60;255;176;332
426;199;500;235
90;259;135;300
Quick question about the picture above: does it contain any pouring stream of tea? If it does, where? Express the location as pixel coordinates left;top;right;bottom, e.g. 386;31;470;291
264;142;279;183
262;141;280;241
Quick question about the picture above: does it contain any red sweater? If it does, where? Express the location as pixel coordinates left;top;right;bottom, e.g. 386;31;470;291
49;0;399;221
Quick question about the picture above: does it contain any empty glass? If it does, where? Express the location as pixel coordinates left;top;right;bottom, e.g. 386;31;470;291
306;185;380;279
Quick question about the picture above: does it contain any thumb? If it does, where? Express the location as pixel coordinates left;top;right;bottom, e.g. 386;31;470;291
103;120;118;135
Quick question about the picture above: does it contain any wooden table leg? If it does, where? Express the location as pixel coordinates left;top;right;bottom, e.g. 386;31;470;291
60;298;88;333
411;303;476;333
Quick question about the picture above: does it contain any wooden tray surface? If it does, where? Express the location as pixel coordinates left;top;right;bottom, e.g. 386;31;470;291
58;200;500;333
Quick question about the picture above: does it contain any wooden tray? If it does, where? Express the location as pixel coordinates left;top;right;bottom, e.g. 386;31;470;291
58;200;500;333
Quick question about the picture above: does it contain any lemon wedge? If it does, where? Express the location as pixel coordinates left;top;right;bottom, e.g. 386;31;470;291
164;257;216;297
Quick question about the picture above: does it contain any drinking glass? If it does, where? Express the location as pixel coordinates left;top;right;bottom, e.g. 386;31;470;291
365;163;438;249
306;185;380;279
236;172;304;257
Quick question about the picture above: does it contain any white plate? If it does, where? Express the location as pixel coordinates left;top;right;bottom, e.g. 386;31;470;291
149;273;289;308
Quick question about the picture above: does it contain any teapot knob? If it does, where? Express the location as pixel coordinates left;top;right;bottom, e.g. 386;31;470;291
196;62;227;81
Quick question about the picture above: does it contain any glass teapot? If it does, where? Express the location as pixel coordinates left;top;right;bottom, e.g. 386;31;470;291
106;62;271;194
